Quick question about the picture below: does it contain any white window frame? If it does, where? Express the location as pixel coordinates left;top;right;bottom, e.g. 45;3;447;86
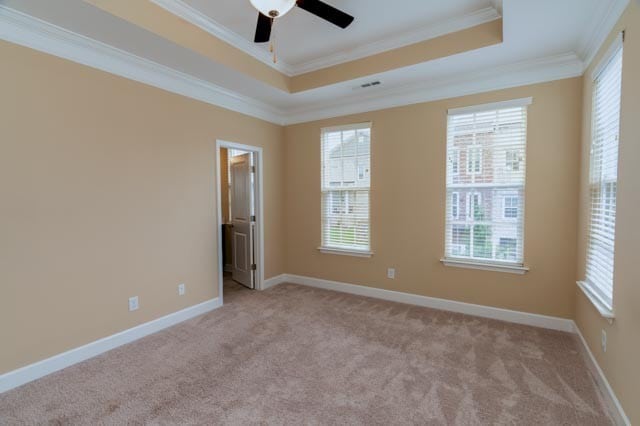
319;122;373;257
442;97;532;274
577;34;624;320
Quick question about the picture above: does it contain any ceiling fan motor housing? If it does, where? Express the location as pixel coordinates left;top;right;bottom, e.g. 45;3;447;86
250;0;296;18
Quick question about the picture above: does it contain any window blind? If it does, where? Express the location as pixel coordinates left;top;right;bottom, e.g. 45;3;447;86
445;99;530;265
583;41;623;310
321;123;371;252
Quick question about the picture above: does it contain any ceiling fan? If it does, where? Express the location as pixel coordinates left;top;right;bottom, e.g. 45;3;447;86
250;0;354;43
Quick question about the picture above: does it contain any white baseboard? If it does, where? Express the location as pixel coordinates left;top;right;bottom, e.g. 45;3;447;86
283;274;575;332
0;297;221;394
573;324;630;426
262;274;287;290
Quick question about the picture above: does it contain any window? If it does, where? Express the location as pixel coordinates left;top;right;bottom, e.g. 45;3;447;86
503;196;519;219
497;238;517;261
444;98;530;266
451;225;470;256
450;149;460;175
467;147;482;175
451;192;460;219
321;123;371;253
580;38;623;313
506;149;523;171
467;192;482;220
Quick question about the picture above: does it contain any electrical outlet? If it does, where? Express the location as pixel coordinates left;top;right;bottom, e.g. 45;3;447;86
601;329;607;353
387;268;395;279
178;283;185;296
128;296;139;312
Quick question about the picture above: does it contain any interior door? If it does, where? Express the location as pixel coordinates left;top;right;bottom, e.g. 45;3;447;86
230;153;255;289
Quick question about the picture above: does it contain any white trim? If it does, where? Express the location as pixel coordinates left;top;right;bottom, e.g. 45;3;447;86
285;53;582;125
441;258;529;274
150;0;295;76
573;324;630;425
0;297;221;394
0;5;287;125
317;247;373;258
151;0;500;76
262;274;288;290
448;97;533;115
577;281;615;321
283;274;572;332
0;4;594;127
321;122;373;133
591;32;624;80
578;0;629;70
291;7;501;75
0;4;585;127
216;140;265;293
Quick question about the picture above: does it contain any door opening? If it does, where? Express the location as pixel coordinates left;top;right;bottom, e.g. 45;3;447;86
216;141;264;301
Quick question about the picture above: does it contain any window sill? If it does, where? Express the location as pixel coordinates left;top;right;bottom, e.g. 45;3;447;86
577;281;615;322
318;247;373;258
440;258;529;275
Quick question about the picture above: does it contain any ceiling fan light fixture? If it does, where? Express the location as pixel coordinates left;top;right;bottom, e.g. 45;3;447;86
250;0;296;18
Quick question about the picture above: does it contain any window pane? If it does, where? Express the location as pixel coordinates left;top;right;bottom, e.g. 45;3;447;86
322;124;371;251
584;43;623;310
445;104;528;265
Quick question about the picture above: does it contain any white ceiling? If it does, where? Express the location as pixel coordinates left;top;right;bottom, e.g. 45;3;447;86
0;0;630;124
183;0;495;67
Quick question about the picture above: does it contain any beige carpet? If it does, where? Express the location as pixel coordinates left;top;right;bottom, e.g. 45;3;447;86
1;282;615;425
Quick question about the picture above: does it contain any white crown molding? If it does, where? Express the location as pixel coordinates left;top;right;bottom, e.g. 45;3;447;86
0;297;221;393
281;274;575;332
291;7;501;75
0;5;592;127
0;5;287;125
283;52;584;125
150;0;296;76
151;0;500;76
577;0;629;70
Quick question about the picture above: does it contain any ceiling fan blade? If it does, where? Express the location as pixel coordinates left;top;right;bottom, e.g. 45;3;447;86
296;0;354;29
254;13;272;43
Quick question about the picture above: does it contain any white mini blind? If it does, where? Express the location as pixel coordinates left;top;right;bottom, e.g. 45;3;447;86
445;99;530;265
321;123;371;251
584;41;623;310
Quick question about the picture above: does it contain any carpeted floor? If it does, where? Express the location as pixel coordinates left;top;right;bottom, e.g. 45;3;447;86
0;281;615;425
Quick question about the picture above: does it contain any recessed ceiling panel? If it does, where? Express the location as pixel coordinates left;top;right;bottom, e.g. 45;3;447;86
184;0;493;66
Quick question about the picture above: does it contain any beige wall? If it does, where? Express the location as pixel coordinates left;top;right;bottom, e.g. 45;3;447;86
2;7;637;420
575;3;640;423
0;40;285;374
284;78;583;319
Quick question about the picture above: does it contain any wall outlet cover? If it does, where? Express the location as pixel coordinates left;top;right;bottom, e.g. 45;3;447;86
128;296;139;311
387;268;395;279
178;283;185;296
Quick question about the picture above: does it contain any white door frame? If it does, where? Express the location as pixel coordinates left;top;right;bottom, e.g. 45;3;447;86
215;140;265;303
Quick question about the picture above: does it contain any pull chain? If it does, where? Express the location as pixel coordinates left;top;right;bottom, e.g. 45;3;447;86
270;19;277;63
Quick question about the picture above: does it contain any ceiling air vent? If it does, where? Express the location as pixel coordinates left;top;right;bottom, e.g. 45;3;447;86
353;80;382;90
